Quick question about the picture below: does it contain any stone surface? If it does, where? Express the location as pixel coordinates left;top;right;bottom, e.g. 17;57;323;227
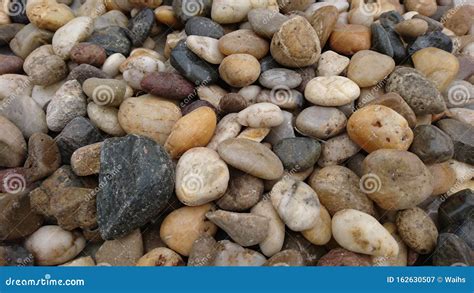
70;142;102;176
213;240;266;266
248;8;288;39
0;55;23;75
409;125;454;164
0;116;27;168
251;198;285;257
219;29;269;59
318;248;372;266
309;165;375;216
347;105;414;153
332;209;399;257
95;229;143;266
175;147;229;206
185;16;224;39
217;138;284;180
329;24;371;56
259;68;302;89
187;35;224;64
308;5;338;48
0;95;48;138
317;133;361;167
438;189;473;229
24;133;61;181
362;149;433;210
87;103;126;137
270;177;320;231
174;0;212;23
88;26;132;56
23;45;68;86
0;193;43;241
0;244;34;266
432;233;473;266
160;204;217;256
26;0;75;31
347;50;395;88
407;31;453;56
127;8;155;47
217;169;263;212
188;234;218;266
264;249;305;266
237;102;283;128
70;43;107;67
273;137;321;170
136;247;184;266
301;205;332;246
316;50;350;77
367;93;417;129
52;16;94;59
97;135;175;240
385;66;446;115
219;54;261;88
305;76;360;107
67;64;108;85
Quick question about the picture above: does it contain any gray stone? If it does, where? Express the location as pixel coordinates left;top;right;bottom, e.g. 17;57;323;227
410;125;454;164
436;119;474;165
273;137;321;171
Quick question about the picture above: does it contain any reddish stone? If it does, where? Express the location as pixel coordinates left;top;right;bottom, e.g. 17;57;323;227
70;43;107;67
141;72;196;100
0;55;24;75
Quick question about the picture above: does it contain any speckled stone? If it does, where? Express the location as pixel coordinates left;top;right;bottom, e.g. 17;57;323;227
409;125;454;164
273;137;321;171
185;16;224;38
88;26;132;56
126;8;155;47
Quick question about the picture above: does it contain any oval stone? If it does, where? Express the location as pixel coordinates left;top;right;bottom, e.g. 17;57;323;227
305;76;360;107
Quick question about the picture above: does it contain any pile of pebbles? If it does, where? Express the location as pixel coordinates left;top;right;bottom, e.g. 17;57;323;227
0;0;473;267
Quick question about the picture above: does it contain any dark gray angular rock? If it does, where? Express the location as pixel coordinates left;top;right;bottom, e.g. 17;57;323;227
370;23;394;58
407;31;453;56
170;40;219;85
432;233;473;266
185;16;224;39
55;117;104;164
97;134;175;240
436;119;474;165
438;189;474;229
126;8;155;47
442;218;474;250
67;64;108;85
273;137;321;171
173;0;212;23
385;66;446;115
385;28;407;64
409;125;454;164
88;26;132;56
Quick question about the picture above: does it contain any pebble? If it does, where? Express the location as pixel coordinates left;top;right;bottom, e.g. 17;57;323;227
265;249;305;266
248;8;288;39
395;19;429;38
438;189;473;229
409;125;454;164
26;0;75;31
301;205;332;246
250;198;285;257
447;108;474;127
270;16;321;68
54;117;103;164
396;207;438;254
118;97;181;145
309;166;375;216
88;26;132;56
362;149;434;210
0;23;24;47
317;133;361;167
443;80;474;108
308;5;339;48
385;66;447;115
165;107;216;158
347;50;395;88
174;0;212;23
95;230;143;266
305;76;361;107
97;135;175;239
11;23;53;59
0;95;48;138
160;204;217;256
436;119;474;165
219;54;261;87
175;147;229;206
385;28;407;63
25;225;85;265
0;116;26;167
142;72;194;100
67;64;108;85
0;55;23;75
370;23;394;58
442;6;474;36
213;240;266;266
136;247;184;266
329;24;371;56
87;103;125;137
186;35;224;64
318;248;371;266
0;74;32;100
83;78;126;107
0;192;43;240
259;68;302;89
52;16;94;59
237;102;283;128
316;50;350;77
332;209;399;257
407;31;453;56
127;8;155;47
61;256;95;267
270;177;320;231
347;105;414;153
93;10;128;31
405;0;437;17
219;29;269;59
24;133;61;181
185;16;224;39
273;137;321;171
170;40;219;85
46;80;87;132
265;111;295;145
217;138;284;180
255;88;303;110
71;142;101;176
211;0;252;24
207;114;241;150
23;45;68;86
217;170;263;212
70;43;107;67
282;231;327;266
428;162;457;196
219;93;248;113
432;233;473;266
367;93;417;129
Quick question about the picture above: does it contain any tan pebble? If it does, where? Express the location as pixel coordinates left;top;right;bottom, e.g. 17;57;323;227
329;24;371;56
302;205;332;246
428;162;457;196
70;142;102;176
136;247;184;266
95;229;143;266
218;29;269;59
396;207;438;254
219;54;261;87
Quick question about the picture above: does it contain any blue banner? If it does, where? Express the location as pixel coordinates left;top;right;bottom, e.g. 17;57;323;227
0;267;472;292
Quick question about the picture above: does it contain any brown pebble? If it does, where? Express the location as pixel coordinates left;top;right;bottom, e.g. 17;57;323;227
0;54;24;75
70;43;107;67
